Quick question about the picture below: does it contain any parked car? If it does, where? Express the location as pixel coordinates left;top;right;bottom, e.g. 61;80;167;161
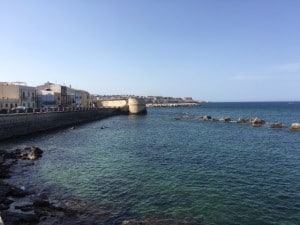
11;106;26;113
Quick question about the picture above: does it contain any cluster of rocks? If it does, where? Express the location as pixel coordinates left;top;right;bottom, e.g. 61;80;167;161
2;146;181;225
199;115;299;130
0;146;126;225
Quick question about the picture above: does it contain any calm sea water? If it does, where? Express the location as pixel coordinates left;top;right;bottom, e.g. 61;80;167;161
1;102;300;225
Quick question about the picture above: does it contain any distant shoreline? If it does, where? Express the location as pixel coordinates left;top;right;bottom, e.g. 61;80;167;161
146;102;201;107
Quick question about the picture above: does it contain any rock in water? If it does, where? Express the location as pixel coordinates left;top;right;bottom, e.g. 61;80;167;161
270;123;284;128
290;123;300;131
201;115;212;121
28;147;43;160
237;118;247;123
251;117;266;127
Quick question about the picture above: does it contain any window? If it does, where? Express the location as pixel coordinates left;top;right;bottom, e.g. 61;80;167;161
23;92;25;99
28;103;30;107
5;104;8;108
15;103;17;107
10;104;13;108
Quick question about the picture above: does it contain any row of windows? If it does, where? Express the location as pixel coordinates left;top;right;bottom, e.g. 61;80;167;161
0;102;35;108
22;91;35;98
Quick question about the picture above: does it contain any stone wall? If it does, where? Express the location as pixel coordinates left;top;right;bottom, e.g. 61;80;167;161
96;99;127;108
128;98;147;115
0;108;116;141
95;98;147;115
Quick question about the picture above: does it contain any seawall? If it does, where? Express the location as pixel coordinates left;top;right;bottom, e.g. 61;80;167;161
0;108;117;141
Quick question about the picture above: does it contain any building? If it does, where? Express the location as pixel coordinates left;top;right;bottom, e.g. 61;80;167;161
76;90;91;107
0;82;36;109
36;82;72;107
36;82;91;108
36;90;56;108
36;82;63;107
67;86;76;107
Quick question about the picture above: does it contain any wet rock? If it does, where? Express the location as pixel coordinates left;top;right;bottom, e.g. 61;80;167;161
237;118;247;123
27;147;43;160
0;182;11;210
251;117;266;127
15;203;34;212
0;164;11;179
9;186;28;198
1;211;39;225
290;123;300;131
219;117;231;122
270;123;284;128
200;115;212;121
33;193;51;207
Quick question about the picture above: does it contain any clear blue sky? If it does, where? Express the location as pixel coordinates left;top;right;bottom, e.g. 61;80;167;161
1;0;299;101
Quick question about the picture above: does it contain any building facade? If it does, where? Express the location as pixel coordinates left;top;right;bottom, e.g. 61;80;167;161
36;82;91;108
0;82;36;109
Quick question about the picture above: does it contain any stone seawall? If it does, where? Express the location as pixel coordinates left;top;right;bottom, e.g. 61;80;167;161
0;108;117;141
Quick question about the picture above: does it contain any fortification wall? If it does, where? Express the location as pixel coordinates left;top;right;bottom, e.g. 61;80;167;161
0;108;116;141
128;98;147;115
96;99;127;108
96;98;147;115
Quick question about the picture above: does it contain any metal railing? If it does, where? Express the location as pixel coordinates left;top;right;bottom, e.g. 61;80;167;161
0;107;99;115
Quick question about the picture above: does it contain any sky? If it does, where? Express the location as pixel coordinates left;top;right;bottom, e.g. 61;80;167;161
0;0;299;102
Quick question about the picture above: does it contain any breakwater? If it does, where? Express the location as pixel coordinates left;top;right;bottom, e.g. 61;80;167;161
146;102;201;107
0;108;118;141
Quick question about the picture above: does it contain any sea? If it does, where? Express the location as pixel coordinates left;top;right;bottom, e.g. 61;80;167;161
1;102;300;225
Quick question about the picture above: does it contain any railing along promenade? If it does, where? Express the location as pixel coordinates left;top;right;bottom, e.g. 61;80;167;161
0;107;100;115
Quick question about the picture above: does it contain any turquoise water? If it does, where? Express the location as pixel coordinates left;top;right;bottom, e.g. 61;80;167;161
1;102;300;225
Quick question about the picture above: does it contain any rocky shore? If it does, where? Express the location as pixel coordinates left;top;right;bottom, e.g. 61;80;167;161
0;146;124;225
0;146;200;225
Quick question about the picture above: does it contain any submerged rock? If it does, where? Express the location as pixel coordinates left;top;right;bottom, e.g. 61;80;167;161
270;123;284;128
